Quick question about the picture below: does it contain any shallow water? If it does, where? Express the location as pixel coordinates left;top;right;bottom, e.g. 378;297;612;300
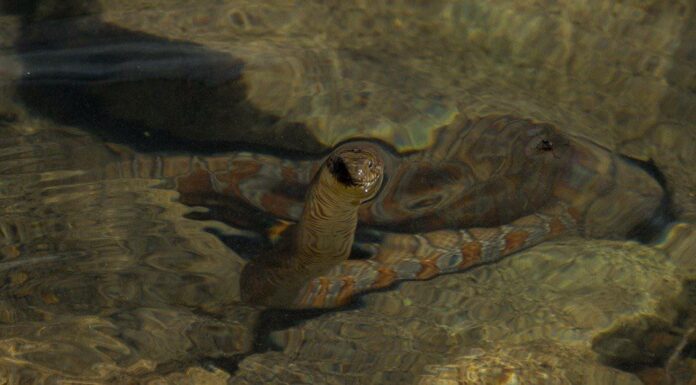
0;1;694;384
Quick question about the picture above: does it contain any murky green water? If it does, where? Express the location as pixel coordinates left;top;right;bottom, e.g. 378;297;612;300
0;1;694;384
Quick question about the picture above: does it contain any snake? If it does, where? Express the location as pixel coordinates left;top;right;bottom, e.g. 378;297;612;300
105;115;667;309
238;144;384;307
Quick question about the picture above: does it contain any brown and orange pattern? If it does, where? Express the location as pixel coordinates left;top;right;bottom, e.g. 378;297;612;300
106;115;665;309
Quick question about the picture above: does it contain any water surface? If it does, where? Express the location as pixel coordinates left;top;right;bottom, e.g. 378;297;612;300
0;1;694;383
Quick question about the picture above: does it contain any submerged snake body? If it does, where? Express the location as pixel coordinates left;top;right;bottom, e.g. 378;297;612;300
106;115;665;309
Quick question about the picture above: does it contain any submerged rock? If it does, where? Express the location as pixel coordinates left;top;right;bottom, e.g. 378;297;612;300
230;239;681;384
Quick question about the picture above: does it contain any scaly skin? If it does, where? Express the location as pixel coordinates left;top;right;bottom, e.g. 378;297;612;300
239;144;383;307
105;115;665;308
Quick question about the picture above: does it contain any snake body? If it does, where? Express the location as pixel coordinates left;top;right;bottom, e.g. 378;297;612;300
106;115;665;309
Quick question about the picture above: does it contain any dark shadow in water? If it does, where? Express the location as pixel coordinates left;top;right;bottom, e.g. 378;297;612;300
621;155;676;243
200;305;361;375
0;111;18;125
1;0;43;18
592;278;696;381
8;0;325;154
252;301;367;353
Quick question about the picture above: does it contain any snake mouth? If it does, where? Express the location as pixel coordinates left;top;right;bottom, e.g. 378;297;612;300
328;155;358;186
327;148;383;190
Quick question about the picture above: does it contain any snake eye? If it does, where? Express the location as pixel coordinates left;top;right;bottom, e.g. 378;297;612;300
368;160;373;168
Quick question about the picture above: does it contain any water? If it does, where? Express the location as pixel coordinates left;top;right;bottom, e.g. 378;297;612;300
0;1;694;384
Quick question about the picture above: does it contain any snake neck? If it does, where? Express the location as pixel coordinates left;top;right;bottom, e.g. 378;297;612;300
293;169;363;274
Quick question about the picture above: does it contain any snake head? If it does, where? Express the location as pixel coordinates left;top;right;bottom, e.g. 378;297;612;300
328;145;384;200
